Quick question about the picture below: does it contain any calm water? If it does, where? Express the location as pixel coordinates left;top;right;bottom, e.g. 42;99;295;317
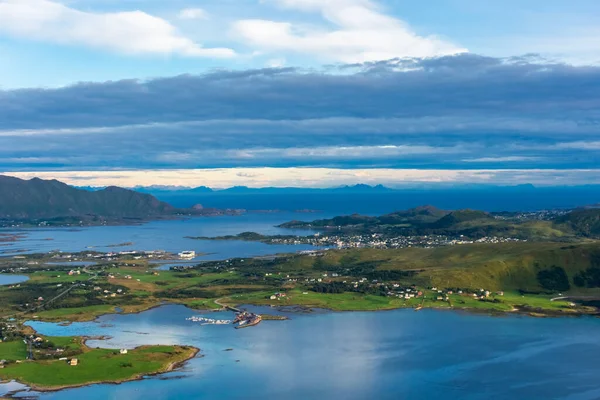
156;187;600;213
2;305;598;400
0;274;28;285
0;212;326;260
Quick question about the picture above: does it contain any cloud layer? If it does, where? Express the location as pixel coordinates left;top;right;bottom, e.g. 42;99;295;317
0;54;598;184
5;168;600;188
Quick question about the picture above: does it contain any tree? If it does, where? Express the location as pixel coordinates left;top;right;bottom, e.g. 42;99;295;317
537;266;570;292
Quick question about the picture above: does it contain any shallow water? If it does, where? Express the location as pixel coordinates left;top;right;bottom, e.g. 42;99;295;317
5;305;600;400
0;274;29;285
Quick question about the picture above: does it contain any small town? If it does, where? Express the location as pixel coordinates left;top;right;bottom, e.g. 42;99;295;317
261;233;524;249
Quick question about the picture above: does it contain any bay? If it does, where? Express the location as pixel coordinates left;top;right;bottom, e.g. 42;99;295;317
0;274;28;285
5;305;600;400
0;212;325;260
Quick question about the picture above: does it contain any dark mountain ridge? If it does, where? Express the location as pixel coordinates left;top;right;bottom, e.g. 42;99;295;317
0;175;242;223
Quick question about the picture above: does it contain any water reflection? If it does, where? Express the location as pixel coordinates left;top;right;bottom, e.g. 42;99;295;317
7;305;600;400
0;212;323;260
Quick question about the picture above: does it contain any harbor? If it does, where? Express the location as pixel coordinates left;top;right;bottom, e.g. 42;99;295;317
185;316;231;325
233;311;262;329
187;311;262;329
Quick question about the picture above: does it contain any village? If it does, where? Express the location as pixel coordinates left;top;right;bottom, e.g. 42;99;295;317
259;233;524;250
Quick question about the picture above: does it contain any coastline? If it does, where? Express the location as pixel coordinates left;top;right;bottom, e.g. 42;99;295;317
222;297;598;319
0;345;200;394
24;294;598;327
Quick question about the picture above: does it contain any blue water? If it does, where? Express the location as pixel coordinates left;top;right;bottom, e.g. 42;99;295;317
45;262;98;267
0;212;325;260
155;187;600;214
0;274;28;285
5;305;599;400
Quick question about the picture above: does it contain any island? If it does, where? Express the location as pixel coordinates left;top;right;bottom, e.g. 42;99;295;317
0;335;198;391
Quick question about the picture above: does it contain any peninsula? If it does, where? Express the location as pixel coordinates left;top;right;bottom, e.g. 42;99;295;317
0;335;198;391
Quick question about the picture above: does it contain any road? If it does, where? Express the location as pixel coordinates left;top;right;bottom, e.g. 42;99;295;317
31;267;99;312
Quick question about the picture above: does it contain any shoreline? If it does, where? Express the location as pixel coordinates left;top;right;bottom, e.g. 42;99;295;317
1;345;200;394
225;298;599;319
22;294;599;327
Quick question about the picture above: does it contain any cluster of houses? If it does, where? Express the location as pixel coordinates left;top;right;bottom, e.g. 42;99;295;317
269;293;287;300
93;286;125;298
264;233;524;250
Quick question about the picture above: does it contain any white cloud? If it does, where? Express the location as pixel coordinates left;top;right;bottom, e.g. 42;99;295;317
153;144;465;164
266;57;287;68
0;0;235;57
233;0;466;62
178;8;208;20
462;156;541;163
5;168;600;188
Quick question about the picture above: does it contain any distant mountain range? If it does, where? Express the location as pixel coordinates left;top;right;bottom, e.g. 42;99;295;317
79;184;396;194
79;183;600;195
0;175;242;224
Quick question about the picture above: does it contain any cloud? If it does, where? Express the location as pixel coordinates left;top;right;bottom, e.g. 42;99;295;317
462;156;541;163
152;144;465;165
553;141;600;150
0;0;234;57
177;8;208;20
0;54;598;172
2;54;599;131
266;58;287;68
233;0;466;62
4;168;600;188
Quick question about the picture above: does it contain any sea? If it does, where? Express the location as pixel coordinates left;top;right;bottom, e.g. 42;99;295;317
2;190;600;399
0;212;325;260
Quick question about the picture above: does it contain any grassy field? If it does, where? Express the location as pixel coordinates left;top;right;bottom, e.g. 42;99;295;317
0;342;198;391
33;305;119;322
33;303;161;322
2;241;599;323
221;288;580;314
0;340;27;361
225;289;405;311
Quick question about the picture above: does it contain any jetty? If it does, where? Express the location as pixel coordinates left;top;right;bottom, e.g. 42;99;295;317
233;311;262;329
214;298;241;313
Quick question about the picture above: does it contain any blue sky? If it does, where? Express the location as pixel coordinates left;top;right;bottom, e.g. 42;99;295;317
0;0;599;187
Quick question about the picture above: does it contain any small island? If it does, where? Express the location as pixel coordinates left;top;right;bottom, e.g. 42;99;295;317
0;336;198;392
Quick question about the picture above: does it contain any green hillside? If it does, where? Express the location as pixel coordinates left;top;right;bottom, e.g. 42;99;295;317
273;242;600;293
555;208;600;237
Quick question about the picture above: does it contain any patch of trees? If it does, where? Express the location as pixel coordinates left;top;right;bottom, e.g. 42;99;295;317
574;267;600;288
537;266;570;291
573;251;600;288
364;270;417;281
311;282;348;294
310;282;388;296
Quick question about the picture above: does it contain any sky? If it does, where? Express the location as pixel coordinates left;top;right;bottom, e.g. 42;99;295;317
0;0;599;188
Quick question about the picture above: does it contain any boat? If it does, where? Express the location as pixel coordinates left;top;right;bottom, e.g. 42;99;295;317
186;316;231;325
